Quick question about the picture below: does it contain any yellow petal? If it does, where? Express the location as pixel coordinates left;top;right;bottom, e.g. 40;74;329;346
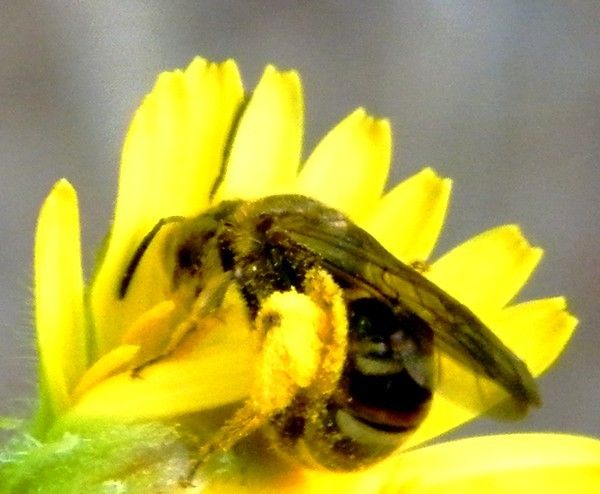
34;179;87;413
427;225;543;315
363;168;451;262
214;65;303;201
71;344;140;400
68;344;254;421
403;297;577;449
121;300;176;352
119;57;244;225
90;58;244;353
71;285;255;420
381;434;600;494
190;434;600;493
488;297;578;374
296;108;391;222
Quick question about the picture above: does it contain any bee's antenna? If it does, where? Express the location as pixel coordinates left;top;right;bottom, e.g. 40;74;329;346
118;216;185;299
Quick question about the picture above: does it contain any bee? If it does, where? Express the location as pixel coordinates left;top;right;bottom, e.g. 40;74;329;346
119;194;539;471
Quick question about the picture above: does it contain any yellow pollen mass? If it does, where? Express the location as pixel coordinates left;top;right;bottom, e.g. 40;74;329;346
255;290;324;411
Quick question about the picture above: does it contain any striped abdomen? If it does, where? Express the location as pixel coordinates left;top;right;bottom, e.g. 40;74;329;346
270;297;434;470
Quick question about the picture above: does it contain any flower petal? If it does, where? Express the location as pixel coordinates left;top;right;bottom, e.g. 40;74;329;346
34;180;87;414
70;288;255;420
90;58;244;353
68;345;254;421
296;108;391;222
214;65;303;201
427;225;543;315
120;300;178;359
71;344;140;400
192;434;600;493
403;297;577;449
363;167;451;262
381;434;600;494
488;296;578;374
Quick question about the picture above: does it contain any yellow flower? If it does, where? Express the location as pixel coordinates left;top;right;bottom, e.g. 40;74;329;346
28;57;598;492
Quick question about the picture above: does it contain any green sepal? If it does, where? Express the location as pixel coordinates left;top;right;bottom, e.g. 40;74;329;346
0;420;190;493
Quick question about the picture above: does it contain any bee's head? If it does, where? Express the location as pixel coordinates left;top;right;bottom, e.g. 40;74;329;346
165;215;220;291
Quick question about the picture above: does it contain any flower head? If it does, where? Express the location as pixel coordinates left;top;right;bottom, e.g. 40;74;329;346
3;57;598;492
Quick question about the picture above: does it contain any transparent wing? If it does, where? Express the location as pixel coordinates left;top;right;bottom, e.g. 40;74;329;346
261;198;540;413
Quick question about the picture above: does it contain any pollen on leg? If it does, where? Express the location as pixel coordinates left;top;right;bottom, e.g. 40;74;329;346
303;268;348;397
191;271;349;469
254;290;324;411
189;289;325;471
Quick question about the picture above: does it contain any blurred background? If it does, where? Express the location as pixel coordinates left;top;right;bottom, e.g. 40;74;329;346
0;1;597;441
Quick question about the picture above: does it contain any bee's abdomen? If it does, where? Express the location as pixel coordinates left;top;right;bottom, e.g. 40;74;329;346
343;362;432;432
341;298;434;432
269;297;434;470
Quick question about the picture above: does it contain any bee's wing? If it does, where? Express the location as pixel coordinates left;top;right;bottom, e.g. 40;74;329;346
267;211;540;412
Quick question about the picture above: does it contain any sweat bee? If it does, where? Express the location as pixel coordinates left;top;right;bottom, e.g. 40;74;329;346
119;194;539;471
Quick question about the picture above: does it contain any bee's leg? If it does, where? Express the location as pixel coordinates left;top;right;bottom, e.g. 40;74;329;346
130;272;232;377
162;273;232;354
301;268;348;398
184;269;349;484
410;259;431;273
183;290;321;480
182;406;265;486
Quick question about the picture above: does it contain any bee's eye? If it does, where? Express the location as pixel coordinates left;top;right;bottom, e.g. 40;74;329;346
177;244;198;270
175;230;217;274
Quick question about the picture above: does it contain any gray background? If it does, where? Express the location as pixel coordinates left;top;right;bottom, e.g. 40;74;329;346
1;1;598;442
